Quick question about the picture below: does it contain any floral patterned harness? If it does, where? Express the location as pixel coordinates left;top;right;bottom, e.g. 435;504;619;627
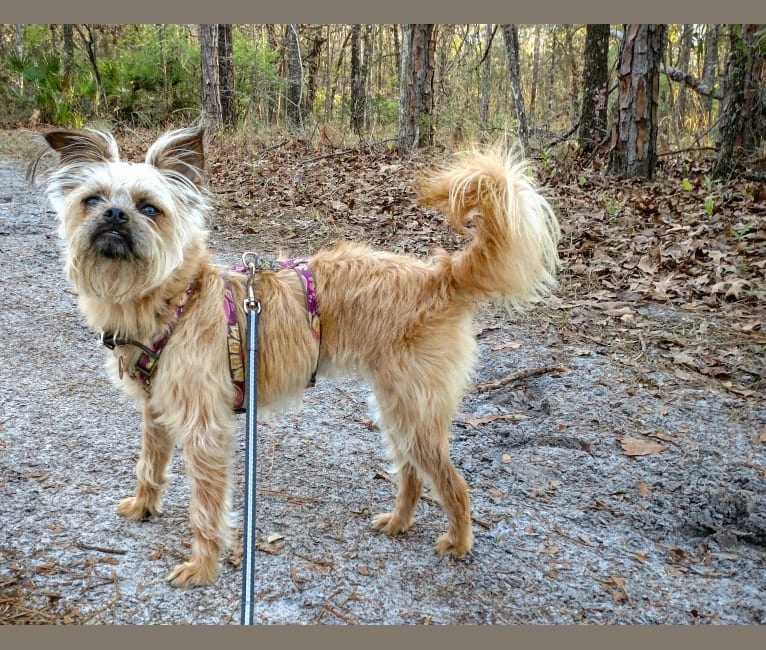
224;258;321;413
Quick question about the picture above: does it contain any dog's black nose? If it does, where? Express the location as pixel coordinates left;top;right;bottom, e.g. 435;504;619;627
103;207;128;224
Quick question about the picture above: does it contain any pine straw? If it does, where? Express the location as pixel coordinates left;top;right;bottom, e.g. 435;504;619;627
0;581;87;625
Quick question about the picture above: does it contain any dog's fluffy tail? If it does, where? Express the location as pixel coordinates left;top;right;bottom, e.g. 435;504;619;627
418;144;560;307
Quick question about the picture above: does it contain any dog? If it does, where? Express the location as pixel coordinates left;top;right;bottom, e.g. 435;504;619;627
36;125;560;588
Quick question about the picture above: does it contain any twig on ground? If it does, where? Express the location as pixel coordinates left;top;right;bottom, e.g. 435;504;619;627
475;365;565;393
75;542;127;555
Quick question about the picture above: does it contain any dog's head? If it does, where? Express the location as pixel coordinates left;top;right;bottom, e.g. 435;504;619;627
39;126;210;302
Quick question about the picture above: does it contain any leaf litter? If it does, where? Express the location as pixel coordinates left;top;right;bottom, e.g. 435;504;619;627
0;130;764;624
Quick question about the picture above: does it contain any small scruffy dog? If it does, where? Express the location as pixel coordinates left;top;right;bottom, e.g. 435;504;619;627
36;126;559;588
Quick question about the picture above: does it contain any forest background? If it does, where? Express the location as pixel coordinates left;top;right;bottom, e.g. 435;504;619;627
0;23;764;180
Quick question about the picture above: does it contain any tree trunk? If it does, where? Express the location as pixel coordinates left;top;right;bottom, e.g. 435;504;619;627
609;24;667;179
675;24;694;131
63;24;75;80
501;24;529;151
479;24;494;127
702;24;720;116
578;24;610;154
713;24;766;178
76;25;106;114
217;24;235;128
325;27;351;123
565;25;580;125
397;24;436;150
302;27;325;121
350;24;364;135
262;24;281;124
285;24;303;131
529;24;542;121
199;24;222;128
362;24;373;130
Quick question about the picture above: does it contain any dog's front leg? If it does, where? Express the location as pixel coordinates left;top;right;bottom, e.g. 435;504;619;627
166;424;233;588
117;405;173;520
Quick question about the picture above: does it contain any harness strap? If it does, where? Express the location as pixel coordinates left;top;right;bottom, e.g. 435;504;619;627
223;274;246;413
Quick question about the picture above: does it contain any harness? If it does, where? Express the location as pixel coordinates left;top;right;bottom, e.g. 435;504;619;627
225;258;321;411
101;258;320;413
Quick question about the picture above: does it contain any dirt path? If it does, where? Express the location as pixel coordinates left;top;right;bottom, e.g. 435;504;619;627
1;151;765;624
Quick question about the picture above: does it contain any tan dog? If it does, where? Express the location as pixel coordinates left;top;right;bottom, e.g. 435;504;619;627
37;126;559;588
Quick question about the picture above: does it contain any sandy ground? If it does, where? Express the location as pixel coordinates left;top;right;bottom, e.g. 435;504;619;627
1;155;765;625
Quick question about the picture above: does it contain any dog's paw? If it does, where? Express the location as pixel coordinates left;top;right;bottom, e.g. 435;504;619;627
434;532;473;558
117;496;158;520
167;560;219;588
371;512;414;536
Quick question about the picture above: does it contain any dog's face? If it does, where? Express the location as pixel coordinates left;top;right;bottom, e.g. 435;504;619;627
43;126;210;302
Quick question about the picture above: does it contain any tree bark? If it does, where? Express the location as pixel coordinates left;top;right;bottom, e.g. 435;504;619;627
199;24;222;128
662;64;722;99
479;24;494;127
350;24;364;135
609;24;667;179
302;26;325;121
501;24;529;151
362;25;373;130
529;24;542;121
578;24;610;154
325;27;351;123
713;24;766;178
285;24;303;131
397;24;436;150
217;24;235;128
63;24;75;80
702;24;720;115
676;24;693;128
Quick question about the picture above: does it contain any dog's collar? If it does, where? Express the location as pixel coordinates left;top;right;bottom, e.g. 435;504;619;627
101;283;196;390
225;257;321;412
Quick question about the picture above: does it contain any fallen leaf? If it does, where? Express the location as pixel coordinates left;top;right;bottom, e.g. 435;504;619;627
638;480;651;497
492;340;523;351
455;412;528;429
618;436;665;457
647;431;676;444
637;255;658;274
699;365;730;378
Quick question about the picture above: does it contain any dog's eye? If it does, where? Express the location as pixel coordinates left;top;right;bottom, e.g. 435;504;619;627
139;204;161;218
84;195;102;207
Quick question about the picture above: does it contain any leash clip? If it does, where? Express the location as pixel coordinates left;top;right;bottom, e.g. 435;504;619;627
241;252;262;314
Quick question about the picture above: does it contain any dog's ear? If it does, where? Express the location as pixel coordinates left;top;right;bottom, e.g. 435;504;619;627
145;126;206;186
44;129;120;166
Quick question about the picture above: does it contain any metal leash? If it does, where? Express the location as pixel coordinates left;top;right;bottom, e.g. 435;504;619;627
240;252;261;626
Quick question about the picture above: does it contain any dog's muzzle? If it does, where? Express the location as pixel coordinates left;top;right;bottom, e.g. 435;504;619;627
91;216;135;259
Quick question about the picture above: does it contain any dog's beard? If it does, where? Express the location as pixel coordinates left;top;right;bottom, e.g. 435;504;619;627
90;221;135;260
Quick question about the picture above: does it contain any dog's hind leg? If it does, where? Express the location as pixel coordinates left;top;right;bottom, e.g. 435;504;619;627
372;460;423;534
117;405;173;520
369;379;473;558
413;438;473;557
